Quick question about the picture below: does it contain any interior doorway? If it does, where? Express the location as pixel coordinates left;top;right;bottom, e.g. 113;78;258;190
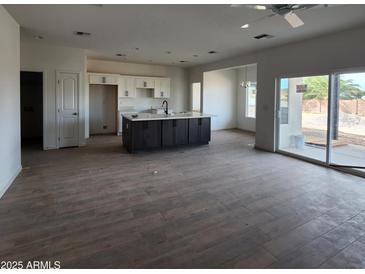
89;85;118;135
191;82;201;112
20;71;43;149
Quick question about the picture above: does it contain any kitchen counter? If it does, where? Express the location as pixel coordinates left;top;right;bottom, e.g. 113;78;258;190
122;112;213;121
122;113;211;153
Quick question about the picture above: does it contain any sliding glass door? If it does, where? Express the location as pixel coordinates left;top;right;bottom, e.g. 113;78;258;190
277;71;365;175
329;72;365;170
278;75;329;162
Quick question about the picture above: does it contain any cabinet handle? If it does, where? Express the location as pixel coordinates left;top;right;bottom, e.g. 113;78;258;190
160;91;164;97
198;118;202;125
144;81;147;87
125;90;128;96
102;76;106;83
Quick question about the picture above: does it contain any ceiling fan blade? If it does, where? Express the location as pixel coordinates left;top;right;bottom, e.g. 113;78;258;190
284;12;304;28
231;4;268;10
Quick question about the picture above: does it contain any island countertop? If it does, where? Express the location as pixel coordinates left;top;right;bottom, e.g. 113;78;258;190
122;112;213;121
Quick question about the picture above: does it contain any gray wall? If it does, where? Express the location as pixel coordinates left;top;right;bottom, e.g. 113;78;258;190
0;6;21;197
188;26;365;151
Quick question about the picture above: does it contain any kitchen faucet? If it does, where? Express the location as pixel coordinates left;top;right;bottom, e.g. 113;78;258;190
162;100;168;115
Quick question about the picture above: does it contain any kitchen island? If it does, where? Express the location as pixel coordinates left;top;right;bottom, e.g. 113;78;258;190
122;112;212;153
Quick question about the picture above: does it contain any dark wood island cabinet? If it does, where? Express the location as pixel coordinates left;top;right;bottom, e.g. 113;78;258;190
122;113;211;153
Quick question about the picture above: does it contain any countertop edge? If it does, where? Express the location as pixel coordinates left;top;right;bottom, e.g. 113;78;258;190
123;114;213;121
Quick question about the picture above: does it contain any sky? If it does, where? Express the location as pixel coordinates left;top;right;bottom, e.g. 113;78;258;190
341;72;365;90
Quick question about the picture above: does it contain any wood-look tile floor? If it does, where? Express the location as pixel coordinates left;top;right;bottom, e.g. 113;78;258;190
1;130;365;268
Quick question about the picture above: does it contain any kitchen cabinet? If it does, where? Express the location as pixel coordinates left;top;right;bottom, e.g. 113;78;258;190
154;78;171;98
188;118;211;144
162;119;188;147
118;77;136;98
132;120;161;151
135;78;155;89
89;73;118;85
122;117;131;149
123;116;211;153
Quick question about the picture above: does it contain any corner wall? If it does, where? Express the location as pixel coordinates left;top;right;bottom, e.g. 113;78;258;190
0;6;21;197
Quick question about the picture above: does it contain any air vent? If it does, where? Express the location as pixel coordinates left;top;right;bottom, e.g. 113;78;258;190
74;31;91;37
254;34;274;40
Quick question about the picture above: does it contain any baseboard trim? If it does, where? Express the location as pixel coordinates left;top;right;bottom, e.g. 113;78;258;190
0;165;22;199
254;145;274;153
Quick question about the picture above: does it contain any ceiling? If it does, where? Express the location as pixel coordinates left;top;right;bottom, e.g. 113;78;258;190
5;4;365;67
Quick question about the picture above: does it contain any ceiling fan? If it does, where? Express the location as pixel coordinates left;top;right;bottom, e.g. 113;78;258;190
232;4;328;29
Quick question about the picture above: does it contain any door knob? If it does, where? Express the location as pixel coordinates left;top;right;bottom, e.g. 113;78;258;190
72;112;78;115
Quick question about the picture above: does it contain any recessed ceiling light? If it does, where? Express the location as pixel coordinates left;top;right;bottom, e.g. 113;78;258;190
208;51;218;54
179;60;188;63
241;24;249;29
165;51;172;54
33;35;44;40
116;53;126;57
135;47;140;50
253;5;267;10
73;31;91;37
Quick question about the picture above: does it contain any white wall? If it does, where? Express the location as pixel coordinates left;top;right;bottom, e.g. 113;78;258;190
89;85;117;135
203;69;237;130
20;41;86;149
87;59;189;112
0;6;21;197
189;26;365;151
236;65;257;132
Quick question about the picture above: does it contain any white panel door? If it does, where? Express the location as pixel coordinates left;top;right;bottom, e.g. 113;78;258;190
57;72;79;148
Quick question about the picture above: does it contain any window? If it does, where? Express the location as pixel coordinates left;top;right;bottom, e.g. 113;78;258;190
192;82;201;112
245;82;257;118
280;78;289;124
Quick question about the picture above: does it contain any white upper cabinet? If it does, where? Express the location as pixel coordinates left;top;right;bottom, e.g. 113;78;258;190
135;78;155;89
154;78;171;98
89;73;171;99
89;73;118;85
118;77;136;98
